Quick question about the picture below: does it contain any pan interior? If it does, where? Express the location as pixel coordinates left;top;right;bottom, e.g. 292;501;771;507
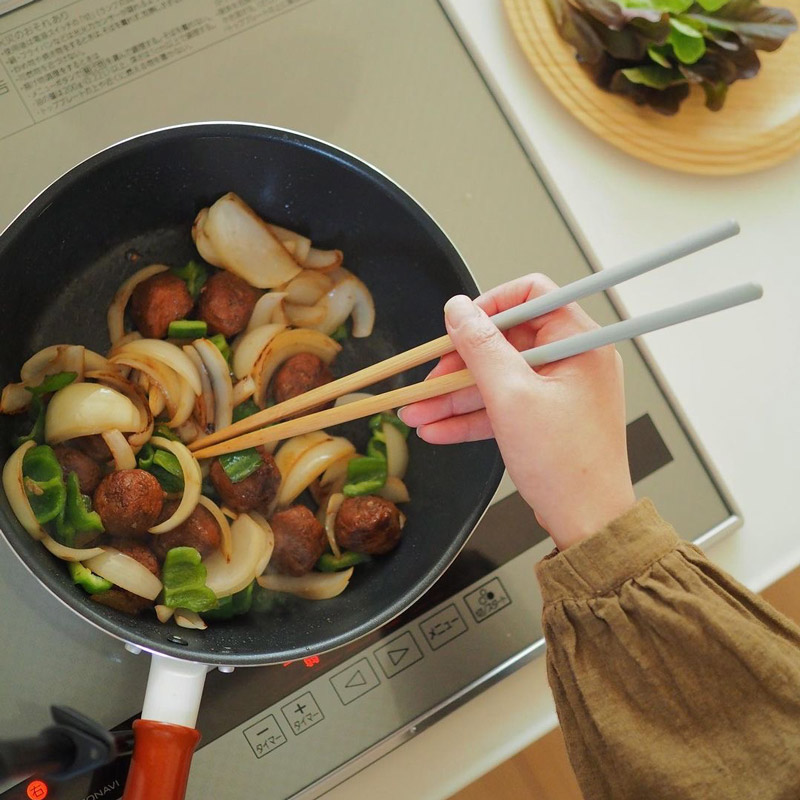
0;125;502;665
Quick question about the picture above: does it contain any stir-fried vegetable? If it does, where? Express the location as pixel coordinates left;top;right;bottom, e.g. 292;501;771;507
201;581;254;620
232;398;260;423
55;472;104;546
68;562;112;594
317;551;370;572
208;333;232;366
22;445;66;525
137;442;184;493
342;456;388;497
27;371;77;397
16;395;44;447
219;448;263;484
168;320;208;339
162;547;218;613
170;260;208;299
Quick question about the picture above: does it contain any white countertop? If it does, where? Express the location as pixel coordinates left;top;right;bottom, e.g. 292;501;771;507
326;2;800;797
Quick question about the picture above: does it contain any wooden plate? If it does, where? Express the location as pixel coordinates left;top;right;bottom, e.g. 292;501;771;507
503;0;800;175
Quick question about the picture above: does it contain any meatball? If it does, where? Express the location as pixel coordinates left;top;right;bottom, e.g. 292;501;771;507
197;271;260;337
272;353;333;413
69;435;112;463
91;541;159;616
92;588;152;615
130;272;194;339
335;495;403;555
113;540;160;576
93;469;164;537
270;505;327;576
151;501;221;560
53;444;102;495
210;447;281;513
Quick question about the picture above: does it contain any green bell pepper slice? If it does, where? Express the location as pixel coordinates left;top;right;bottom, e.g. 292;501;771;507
68;561;113;595
137;443;184;493
208;334;232;365
317;551;370;572
171;260;208;300
55;471;104;546
342;455;387;497
168;320;208;339
162;547;218;612
232;398;260;424
27;371;78;397
22;445;66;525
16;394;45;447
202;581;255;620
219;448;263;484
368;411;410;439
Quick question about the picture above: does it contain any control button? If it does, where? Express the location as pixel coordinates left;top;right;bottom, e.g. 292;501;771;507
464;577;512;623
419;603;468;651
374;630;424;679
330;657;381;705
281;691;324;736
243;713;287;758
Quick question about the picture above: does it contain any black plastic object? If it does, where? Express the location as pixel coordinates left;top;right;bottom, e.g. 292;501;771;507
0;706;133;782
0;123;504;666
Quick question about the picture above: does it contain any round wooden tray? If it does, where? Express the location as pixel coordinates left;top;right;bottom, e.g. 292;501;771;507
503;0;800;175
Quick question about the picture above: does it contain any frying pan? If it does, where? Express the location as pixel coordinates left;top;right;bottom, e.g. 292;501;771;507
0;123;504;798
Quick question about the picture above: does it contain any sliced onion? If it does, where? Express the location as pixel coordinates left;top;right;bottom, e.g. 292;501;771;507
319;455;355;495
193;193;302;288
175;609;207;630
383;422;409;479
246;293;287;332
45;383;140;444
0;383;32;414
249;512;276;576
284;270;334;306
257;568;353;600
333;392;374;407
313;278;357;335
112;339;202;396
147;437;202;534
349;272;376;337
155;605;175;624
204;512;268;597
278;436;356;507
110;354;181;419
183;346;214;432
193;339;233;431
274;432;331;480
323;493;344;559
232;376;255;405
267;224;312;264
376;476;410;504
85;370;153;449
149;384;166;418
2;441;45;539
175;418;202;445
21;344;84;384
107;264;169;344
172;377;198;429
232;323;286;380
85;548;163;600
302;248;343;271
197;495;233;562
221;506;239;520
284;302;328;328
253;329;340;408
102;429;137;470
191;208;222;265
42;536;104;562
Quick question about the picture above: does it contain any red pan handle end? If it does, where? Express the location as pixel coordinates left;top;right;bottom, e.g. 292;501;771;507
122;719;201;800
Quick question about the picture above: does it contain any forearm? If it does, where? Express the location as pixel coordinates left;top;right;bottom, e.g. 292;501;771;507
537;499;800;800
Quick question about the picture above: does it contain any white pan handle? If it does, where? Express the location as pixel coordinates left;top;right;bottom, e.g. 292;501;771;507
140;653;209;728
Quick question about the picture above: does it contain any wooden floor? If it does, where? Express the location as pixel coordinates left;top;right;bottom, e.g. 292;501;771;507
448;565;800;800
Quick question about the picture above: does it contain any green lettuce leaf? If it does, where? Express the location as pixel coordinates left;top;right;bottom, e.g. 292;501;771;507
685;0;798;51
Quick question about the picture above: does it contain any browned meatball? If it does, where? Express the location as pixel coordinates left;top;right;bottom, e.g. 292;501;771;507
210;447;281;513
151;501;221;560
93;469;164;537
113;540;160;577
130;272;194;339
270;505;327;576
335;495;403;555
91;541;159;615
53;444;103;495
272;353;333;413
197;271;260;337
92;588;152;615
69;435;112;463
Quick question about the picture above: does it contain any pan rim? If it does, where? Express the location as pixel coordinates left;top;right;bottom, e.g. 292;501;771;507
0;121;505;666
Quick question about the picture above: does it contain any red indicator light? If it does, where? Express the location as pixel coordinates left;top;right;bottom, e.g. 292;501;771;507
282;660;292;667
303;656;320;668
26;781;48;800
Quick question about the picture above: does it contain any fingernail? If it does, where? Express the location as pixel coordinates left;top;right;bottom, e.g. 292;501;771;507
444;295;476;327
396;406;407;423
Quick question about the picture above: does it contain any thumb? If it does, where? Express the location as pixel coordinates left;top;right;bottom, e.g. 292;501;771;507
444;295;535;395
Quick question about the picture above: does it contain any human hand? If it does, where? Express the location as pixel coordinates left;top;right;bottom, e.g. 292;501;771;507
398;275;636;551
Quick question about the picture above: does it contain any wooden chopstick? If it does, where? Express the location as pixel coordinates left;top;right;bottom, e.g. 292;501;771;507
189;219;739;454
190;282;761;459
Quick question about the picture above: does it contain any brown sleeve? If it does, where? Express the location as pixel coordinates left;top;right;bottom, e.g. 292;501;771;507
535;498;800;800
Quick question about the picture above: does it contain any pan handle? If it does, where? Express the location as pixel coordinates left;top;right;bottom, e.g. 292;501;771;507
122;653;209;800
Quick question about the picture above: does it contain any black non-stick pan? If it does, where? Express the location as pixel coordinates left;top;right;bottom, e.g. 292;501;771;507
0;123;503;797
